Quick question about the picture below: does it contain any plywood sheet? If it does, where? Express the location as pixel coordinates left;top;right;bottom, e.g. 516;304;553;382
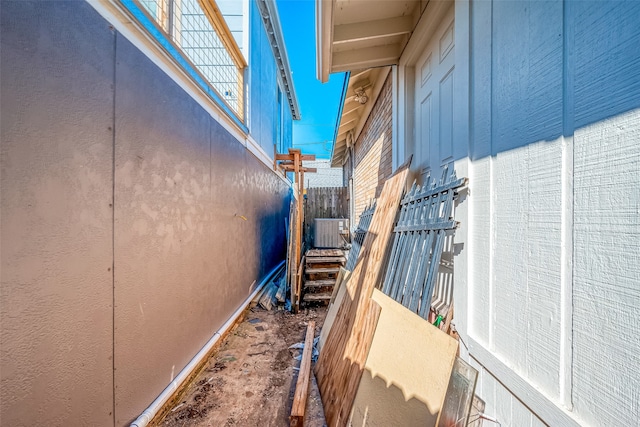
349;290;459;426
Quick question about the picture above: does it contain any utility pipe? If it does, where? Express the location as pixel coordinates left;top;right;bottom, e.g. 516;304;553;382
130;260;285;427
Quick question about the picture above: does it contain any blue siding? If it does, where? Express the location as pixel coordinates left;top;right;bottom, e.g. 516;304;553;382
248;0;293;156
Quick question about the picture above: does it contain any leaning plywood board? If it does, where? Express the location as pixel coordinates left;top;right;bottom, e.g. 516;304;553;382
317;269;350;353
349;289;459;427
315;163;410;427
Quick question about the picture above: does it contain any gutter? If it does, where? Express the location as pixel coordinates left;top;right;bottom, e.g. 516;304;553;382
130;260;285;427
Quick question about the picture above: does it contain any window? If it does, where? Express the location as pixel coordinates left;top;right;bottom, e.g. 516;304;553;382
130;0;246;120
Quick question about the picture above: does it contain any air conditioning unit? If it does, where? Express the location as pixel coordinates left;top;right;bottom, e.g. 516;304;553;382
314;218;349;249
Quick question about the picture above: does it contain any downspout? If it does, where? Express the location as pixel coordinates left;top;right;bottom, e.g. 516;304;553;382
130;260;285;427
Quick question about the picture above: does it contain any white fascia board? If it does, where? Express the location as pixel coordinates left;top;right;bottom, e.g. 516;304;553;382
399;0;451;67
256;0;301;120
316;0;333;83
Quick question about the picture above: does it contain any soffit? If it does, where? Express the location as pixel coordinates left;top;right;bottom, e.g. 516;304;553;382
330;66;391;167
318;0;425;82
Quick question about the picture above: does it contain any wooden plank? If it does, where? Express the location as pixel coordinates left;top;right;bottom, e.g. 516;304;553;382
303;292;333;301
305;267;340;274
276;153;316;161
304;279;337;288
306;256;346;264
306;249;344;257
329;268;349;306
314;162;410;427
280;164;318;173
290;321;316;427
296;256;305;310
289;200;299;313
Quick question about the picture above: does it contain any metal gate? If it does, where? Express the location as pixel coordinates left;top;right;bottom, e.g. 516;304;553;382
381;166;467;319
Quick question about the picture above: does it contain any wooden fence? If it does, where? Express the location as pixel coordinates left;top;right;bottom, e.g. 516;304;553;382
303;187;349;248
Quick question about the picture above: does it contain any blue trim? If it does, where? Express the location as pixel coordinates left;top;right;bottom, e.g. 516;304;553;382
330;72;350;161
120;0;249;133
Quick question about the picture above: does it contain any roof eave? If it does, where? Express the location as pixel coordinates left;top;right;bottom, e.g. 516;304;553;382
316;0;333;83
257;0;301;120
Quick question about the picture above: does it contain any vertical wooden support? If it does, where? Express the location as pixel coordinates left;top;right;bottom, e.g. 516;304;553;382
290;321;316;427
277;149;315;313
293;149;302;313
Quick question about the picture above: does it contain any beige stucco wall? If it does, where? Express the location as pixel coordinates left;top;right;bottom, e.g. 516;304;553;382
0;4;116;425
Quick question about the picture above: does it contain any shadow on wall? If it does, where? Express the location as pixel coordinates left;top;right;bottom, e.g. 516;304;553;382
350;369;440;426
467;0;640;162
255;197;289;279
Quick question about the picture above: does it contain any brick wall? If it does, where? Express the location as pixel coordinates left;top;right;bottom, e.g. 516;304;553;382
351;74;393;223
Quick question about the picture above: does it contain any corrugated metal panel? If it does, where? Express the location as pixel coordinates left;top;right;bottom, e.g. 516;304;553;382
314;218;348;248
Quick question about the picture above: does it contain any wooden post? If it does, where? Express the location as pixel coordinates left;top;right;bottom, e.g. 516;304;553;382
276;149;316;313
293;149;301;313
290;321;316;427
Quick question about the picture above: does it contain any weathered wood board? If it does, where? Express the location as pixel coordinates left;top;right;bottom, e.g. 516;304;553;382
290;321;316;427
314;164;410;427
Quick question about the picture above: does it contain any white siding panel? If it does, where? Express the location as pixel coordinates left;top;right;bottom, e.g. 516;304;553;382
494;371;513;426
480;366;498;420
469;157;491;345
525;140;562;398
572;109;640;426
491;148;529;369
531;415;547;427
512;394;534;427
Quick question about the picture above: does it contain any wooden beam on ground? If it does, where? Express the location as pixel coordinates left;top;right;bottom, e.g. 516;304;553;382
290;321;316;427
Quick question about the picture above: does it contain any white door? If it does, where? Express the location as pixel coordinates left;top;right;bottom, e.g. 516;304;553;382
414;7;455;178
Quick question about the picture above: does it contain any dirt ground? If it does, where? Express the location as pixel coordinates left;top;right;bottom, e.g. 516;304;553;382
158;303;327;427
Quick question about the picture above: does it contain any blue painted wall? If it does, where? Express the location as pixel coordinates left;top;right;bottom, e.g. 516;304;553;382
248;0;294;156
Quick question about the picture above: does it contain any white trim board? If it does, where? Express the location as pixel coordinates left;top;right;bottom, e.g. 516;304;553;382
246;136;291;186
468;337;583;427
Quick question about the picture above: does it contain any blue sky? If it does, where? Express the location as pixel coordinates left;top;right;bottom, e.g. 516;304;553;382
277;0;347;159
